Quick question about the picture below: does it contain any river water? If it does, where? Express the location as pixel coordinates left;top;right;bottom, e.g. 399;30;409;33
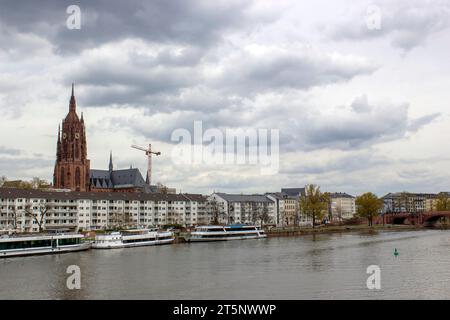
1;229;450;299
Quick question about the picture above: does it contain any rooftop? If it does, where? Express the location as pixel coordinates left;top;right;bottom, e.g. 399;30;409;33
214;193;273;203
0;188;204;202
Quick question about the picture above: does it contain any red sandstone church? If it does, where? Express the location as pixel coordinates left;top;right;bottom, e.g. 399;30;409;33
53;85;149;193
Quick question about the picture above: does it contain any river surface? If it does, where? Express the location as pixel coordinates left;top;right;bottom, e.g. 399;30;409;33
1;229;450;299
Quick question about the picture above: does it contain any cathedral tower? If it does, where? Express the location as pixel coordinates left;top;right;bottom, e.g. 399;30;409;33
53;84;91;191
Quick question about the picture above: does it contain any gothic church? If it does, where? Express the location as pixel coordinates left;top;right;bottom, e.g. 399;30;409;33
53;85;148;193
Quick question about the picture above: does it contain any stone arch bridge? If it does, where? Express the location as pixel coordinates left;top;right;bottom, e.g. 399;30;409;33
378;211;450;225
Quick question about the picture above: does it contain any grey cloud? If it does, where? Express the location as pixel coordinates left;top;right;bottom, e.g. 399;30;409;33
297;96;438;150
211;46;377;94
408;113;440;131
70;44;376;109
0;0;267;54
101;95;438;153
281;151;391;175
0;157;52;174
0;146;21;156
326;0;450;51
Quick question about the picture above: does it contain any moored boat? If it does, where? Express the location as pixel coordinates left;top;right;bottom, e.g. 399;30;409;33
92;228;175;249
0;233;91;258
188;224;267;242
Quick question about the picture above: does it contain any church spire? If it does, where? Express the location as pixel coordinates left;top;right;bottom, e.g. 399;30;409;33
69;83;76;113
109;151;113;172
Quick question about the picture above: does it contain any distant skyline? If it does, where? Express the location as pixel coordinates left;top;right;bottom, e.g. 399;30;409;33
1;0;450;196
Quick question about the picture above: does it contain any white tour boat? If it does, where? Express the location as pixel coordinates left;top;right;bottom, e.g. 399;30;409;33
0;233;91;258
92;228;175;249
188;224;267;242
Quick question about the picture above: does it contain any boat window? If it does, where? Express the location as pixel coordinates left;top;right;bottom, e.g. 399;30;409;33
0;239;52;250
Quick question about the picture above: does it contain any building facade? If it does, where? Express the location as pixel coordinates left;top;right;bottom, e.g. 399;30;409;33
329;192;356;221
382;192;438;214
0;188;208;233
210;193;276;226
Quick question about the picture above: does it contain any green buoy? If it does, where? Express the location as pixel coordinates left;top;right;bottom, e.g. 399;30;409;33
394;248;399;257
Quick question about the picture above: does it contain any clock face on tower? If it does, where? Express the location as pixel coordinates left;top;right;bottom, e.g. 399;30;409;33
62;132;67;139
75;133;80;139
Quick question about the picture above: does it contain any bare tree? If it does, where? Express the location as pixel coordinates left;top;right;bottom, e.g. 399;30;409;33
206;198;224;225
25;202;51;232
250;202;259;225
9;206;20;230
241;204;248;224
334;202;344;225
227;203;234;224
260;205;272;226
109;210;127;229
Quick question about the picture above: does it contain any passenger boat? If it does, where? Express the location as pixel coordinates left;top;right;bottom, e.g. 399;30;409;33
0;233;91;258
188;224;267;242
92;228;175;249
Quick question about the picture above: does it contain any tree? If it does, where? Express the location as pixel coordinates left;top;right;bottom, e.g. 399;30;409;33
323;192;332;221
9;207;20;230
436;193;450;211
355;192;384;226
109;210;129;229
334;201;344;225
1;177;51;190
398;192;410;212
260;205;272;226
300;184;328;228
241;204;248;224
24;201;51;232
31;177;51;189
207;198;224;225
228;203;235;224
250;202;259;225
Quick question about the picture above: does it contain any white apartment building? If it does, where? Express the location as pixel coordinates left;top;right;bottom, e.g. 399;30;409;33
210;193;276;226
0;188;208;232
265;193;285;226
329;192;356;221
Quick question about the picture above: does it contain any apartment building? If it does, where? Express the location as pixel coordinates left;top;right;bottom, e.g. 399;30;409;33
210;193;276;226
382;192;438;214
0;188;208;232
329;192;356;221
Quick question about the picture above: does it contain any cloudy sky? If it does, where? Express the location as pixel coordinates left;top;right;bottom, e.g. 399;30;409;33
1;0;450;196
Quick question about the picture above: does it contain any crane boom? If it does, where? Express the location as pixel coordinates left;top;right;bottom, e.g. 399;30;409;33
131;145;148;152
130;144;161;187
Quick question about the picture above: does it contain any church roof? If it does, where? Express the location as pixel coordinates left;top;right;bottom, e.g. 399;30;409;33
90;168;147;190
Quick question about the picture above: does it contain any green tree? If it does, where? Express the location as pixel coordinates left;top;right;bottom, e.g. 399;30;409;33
300;184;328;228
436;193;450;211
355;192;384;226
31;177;51;189
1;177;50;190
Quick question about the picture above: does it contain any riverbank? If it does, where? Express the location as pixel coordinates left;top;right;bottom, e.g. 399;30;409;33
173;224;430;242
265;223;450;237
